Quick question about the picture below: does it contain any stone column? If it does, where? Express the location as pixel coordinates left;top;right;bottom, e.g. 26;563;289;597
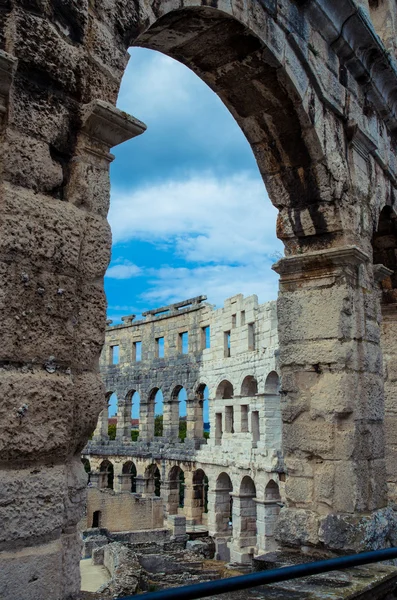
229;494;257;564
92;406;109;443
116;400;131;443
0;49;146;598
139;398;154;442
89;472;100;489
113;463;123;493
135;475;147;495
273;247;389;552
263;394;282;451
186;398;204;440
183;471;203;525
381;304;397;503
255;499;280;553
163;399;179;440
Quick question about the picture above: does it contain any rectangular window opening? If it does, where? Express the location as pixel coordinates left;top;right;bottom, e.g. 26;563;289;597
180;331;189;355
241;310;246;326
241;405;249;433
156;337;165;358
224;331;231;358
231;313;236;328
110;345;119;365
225;406;234;433
215;412;223;445
252;410;260;444
133;341;142;362
248;323;255;351
201;326;210;350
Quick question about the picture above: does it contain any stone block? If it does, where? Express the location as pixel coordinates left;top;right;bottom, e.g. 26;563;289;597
275;508;319;547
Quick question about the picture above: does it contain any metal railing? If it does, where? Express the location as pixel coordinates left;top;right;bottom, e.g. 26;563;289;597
117;547;397;600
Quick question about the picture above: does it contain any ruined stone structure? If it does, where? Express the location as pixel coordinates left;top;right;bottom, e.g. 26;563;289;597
84;294;283;564
3;1;397;598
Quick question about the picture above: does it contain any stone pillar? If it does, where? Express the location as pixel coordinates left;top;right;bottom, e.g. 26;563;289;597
381;304;397;502
135;475;147;495
229;494;257;564
183;471;203;525
116;400;131;442
90;472;100;489
163;400;179;440
92;406;109;443
186;398;204;440
273;247;389;551
263;394;282;451
113;463;123;493
139;399;154;442
255;499;280;553
0;44;146;598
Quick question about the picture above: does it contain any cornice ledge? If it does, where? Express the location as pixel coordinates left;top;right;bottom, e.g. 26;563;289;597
306;0;397;131
272;245;370;275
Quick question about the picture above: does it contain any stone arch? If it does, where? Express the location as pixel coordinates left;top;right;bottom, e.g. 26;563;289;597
129;3;326;249
374;206;397;502
122;460;137;492
241;375;258;397
169;384;187;441
216;380;234;400
195;382;210;439
264;371;280;395
145;462;161;497
167;465;185;514
193;468;209;515
99;459;114;490
214;472;234;534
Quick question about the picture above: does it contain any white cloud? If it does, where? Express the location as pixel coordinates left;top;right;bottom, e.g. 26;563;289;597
106;261;142;279
142;263;279;308
109;173;282;265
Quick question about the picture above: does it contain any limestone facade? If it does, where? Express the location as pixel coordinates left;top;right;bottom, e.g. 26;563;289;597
3;1;397;598
84;294;283;564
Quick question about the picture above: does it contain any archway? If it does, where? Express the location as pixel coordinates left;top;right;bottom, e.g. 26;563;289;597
122;461;137;492
116;389;139;441
196;383;210;439
373;207;397;502
264;372;280;395
216;380;234;400
194;469;209;516
6;1;394;595
241;376;258;397
214;472;233;535
167;465;185;515
99;460;114;490
145;463;161;497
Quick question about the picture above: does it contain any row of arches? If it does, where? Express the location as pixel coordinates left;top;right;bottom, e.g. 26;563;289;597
84;457;281;560
94;372;280;444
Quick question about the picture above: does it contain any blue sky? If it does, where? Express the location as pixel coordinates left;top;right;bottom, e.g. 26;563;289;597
105;47;283;325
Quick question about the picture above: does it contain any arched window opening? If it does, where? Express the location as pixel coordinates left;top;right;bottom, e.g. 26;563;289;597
92;510;101;528
122;461;137;492
265;480;281;502
373;206;397;304
178;387;187;441
145;463;161;497
241;376;258;397
264;371;280;395
82;458;91;485
130;391;140;441
215;472;233;534
154;389;164;437
196;383;210;438
99;460;114;490
193;469;209;514
168;465;185;513
107;392;118;440
216;380;234;400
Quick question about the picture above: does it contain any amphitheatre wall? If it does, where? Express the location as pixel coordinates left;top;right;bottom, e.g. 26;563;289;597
2;0;397;597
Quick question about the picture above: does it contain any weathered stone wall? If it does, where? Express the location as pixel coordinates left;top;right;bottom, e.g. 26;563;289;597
2;0;397;597
85;488;163;533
